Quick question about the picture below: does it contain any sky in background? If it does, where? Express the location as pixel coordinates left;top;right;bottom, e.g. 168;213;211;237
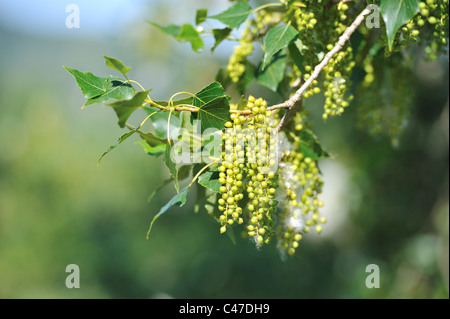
0;0;144;37
0;0;230;39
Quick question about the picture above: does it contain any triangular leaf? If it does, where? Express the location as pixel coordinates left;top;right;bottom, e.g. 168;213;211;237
212;28;232;52
136;130;167;146
190;82;230;132
380;0;420;51
136;140;166;156
288;41;307;74
198;169;221;192
177;24;204;52
107;90;151;128
257;55;287;91
104;56;131;76
209;1;252;29
193;81;228;107
178;165;192;181
195;97;231;132
262;24;299;69
64;67;134;107
148;22;204;53
146;187;190;238
64;66;108;100
147;21;181;37
196;9;208;25
84;77;134;107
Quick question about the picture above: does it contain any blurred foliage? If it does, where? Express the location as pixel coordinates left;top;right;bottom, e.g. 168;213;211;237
0;0;448;299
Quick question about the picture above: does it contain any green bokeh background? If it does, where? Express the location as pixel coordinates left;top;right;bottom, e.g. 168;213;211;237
0;0;448;299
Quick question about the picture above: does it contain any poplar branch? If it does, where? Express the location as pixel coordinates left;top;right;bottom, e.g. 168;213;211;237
270;6;371;131
163;7;372;124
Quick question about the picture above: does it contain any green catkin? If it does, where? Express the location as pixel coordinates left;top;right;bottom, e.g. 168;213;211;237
275;128;325;257
218;96;278;247
290;1;355;119
227;10;278;83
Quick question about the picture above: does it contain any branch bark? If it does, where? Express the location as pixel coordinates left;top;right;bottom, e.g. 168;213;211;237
270;6;371;131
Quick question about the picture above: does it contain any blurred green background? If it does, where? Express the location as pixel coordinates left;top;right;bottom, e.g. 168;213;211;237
0;0;448;299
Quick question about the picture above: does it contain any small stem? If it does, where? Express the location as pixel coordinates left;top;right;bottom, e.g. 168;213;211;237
167;108;174;143
128;80;147;92
276;108;291;132
188;161;217;188
146;99;169;111
252;2;284;13
138;109;161;129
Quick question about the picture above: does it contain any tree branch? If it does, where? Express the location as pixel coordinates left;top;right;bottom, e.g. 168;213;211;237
167;7;371;123
272;6;371;125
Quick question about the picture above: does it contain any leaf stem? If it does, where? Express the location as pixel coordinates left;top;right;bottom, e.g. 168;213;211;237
188;161;217;188
138;109;161;130
252;2;284;13
128;80;146;92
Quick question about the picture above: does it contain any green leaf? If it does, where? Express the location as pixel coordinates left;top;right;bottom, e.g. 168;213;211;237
262;24;299;69
193;81;228;107
178;165;192;181
106;90;151;128
177;24;204;52
298;129;329;161
211;28;232;52
195;97;231;132
196;9;208;25
143;108;181;139
194;182;206;214
148;22;204;52
147;22;181;37
64;66;108;99
64;67;134;107
136;130;167;147
288;41;306;74
98;130;136;164
98;116;166;163
191;82;230;132
257;55;287;91
134;128;167;155
380;0;420;51
198;169;221;192
146;187;190;239
209;1;252;29
136;140;166;156
165;143;179;192
84;77;134;107
104;56;131;76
